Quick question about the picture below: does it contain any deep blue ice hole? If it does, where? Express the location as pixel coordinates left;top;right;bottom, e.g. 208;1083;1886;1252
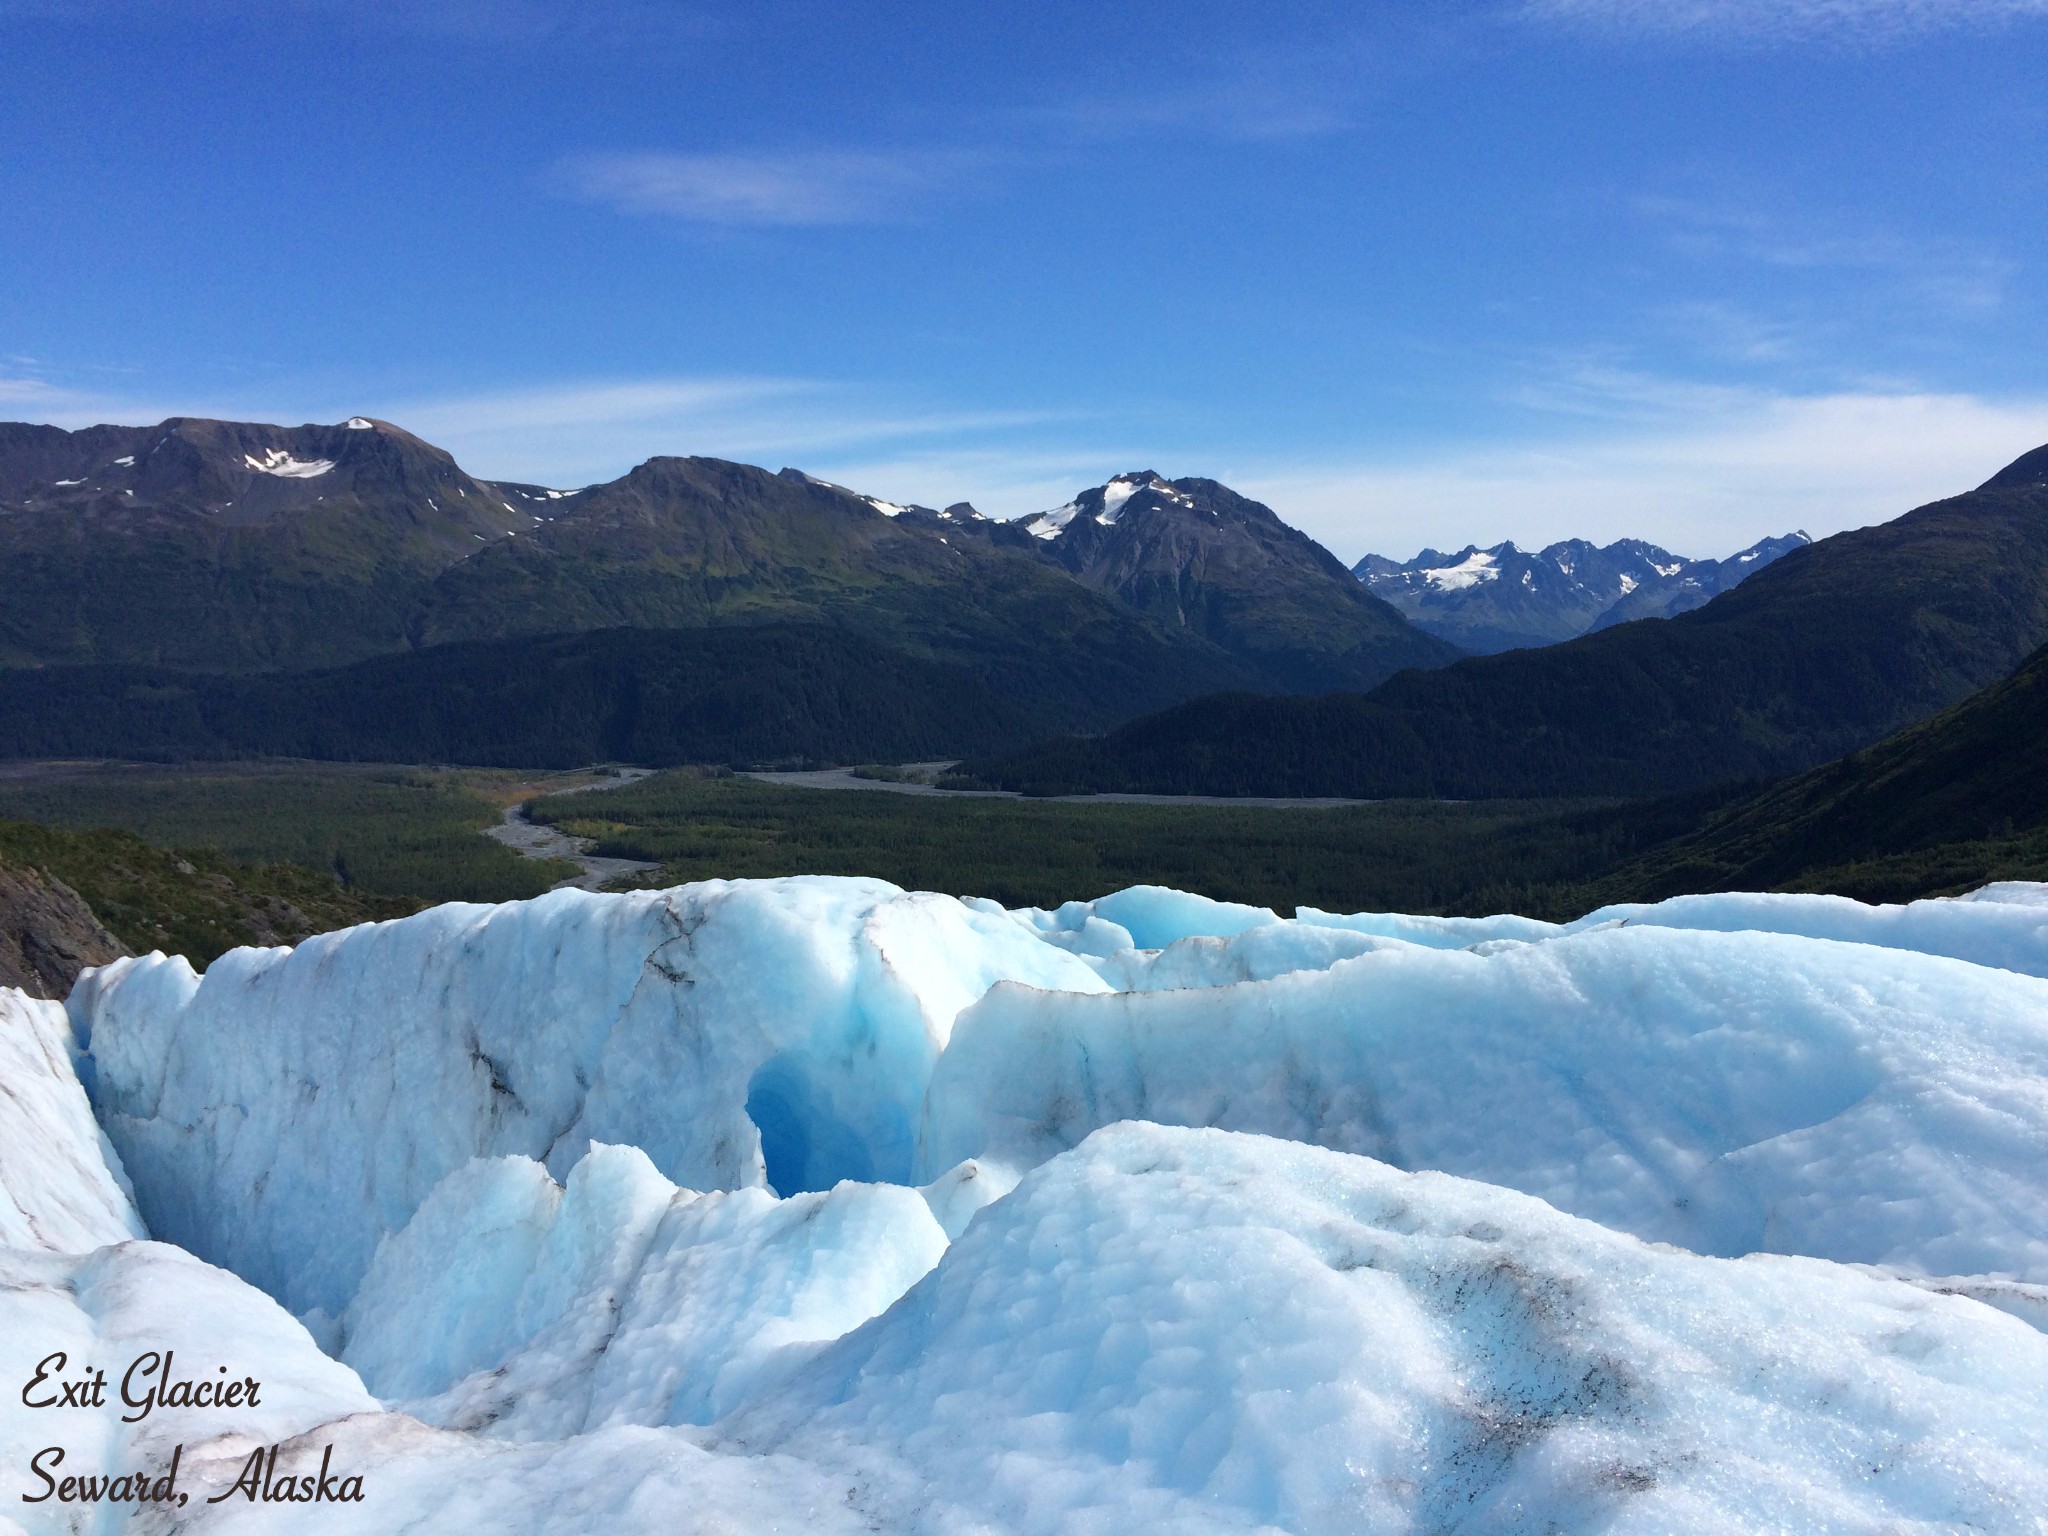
745;1054;879;1196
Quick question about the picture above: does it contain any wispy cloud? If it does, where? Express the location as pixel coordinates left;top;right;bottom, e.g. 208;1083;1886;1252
360;376;1075;490
1635;193;2014;316
554;149;982;226
1036;45;1364;144
0;367;1077;493
0;0;715;46
1523;0;2048;42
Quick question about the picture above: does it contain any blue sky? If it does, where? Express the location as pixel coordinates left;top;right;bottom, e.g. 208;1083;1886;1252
5;0;2048;560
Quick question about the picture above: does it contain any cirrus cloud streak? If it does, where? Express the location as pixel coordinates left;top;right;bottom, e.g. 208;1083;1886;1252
554;149;983;226
1523;0;2048;41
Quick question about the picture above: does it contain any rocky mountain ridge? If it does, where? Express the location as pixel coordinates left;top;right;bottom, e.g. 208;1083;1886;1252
0;419;1457;762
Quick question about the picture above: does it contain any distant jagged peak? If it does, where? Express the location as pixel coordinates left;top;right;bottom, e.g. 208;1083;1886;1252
1353;529;1815;654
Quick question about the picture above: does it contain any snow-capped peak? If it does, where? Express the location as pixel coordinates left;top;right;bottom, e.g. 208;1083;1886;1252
1022;473;1191;539
345;417;375;430
244;449;336;479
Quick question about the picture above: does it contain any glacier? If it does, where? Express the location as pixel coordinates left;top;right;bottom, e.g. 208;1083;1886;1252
1;874;2045;1530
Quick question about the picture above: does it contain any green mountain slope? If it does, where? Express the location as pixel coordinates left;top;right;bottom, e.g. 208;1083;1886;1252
1582;640;2048;903
407;457;1286;724
0;425;1455;757
968;443;2048;798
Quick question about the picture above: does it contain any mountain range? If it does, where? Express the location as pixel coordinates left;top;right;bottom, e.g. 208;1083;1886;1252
0;420;1454;762
1355;533;1811;654
967;442;2048;799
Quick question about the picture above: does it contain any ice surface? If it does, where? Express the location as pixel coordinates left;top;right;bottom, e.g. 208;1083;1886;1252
73;880;1104;1320
88;1128;2048;1534
721;1124;2048;1535
1024;500;1080;538
925;923;2048;1279
1011;884;1277;958
0;1239;375;1531
1955;879;2048;908
0;988;142;1253
344;417;374;429
916;1156;1020;1240
1570;889;2048;978
1088;922;1398;992
1096;476;1142;524
339;1142;945;1439
1296;904;1560;949
1303;885;2048;976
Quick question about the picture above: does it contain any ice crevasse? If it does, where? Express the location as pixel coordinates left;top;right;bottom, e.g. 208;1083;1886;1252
0;874;2044;1531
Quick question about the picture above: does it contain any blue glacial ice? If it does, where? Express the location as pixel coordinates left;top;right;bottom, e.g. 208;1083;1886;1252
1;874;2044;1531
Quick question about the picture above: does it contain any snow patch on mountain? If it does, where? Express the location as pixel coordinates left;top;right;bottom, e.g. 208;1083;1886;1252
1422;547;1501;590
1020;472;1195;539
243;449;336;478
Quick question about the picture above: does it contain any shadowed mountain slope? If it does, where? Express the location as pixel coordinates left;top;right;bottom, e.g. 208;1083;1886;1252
1585;640;2048;903
0;626;1085;769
